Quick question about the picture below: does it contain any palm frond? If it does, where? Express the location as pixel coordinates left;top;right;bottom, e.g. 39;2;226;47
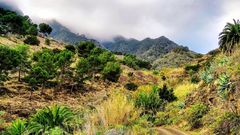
219;19;240;54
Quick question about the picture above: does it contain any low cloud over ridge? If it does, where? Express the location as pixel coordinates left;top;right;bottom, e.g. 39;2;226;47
1;0;240;53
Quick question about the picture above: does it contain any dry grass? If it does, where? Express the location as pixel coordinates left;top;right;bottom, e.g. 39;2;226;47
0;35;64;53
174;82;198;100
83;92;141;134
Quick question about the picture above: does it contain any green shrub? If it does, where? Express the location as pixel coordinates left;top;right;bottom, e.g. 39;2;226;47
0;8;38;35
217;73;234;99
0;45;21;83
127;72;134;77
152;70;159;75
39;23;52;36
213;112;240;135
102;62;121;82
158;84;177;102
124;82;138;91
65;45;76;53
161;75;166;81
4;119;27;135
28;105;74;134
185;64;200;73
0;111;5;125
187;103;209;129
200;67;214;84
136;59;152;69
135;86;166;114
122;54;138;69
23;36;40;45
76;41;95;58
45;38;50;45
190;74;200;84
154;112;170;126
122;54;151;69
76;58;91;82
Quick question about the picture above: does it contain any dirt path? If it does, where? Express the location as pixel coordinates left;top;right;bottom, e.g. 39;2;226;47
157;127;188;135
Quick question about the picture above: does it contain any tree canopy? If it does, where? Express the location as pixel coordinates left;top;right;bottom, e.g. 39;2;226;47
39;23;52;36
219;19;240;54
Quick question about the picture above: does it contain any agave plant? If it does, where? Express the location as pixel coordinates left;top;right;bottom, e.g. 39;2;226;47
28;105;74;134
219;19;240;54
217;73;234;100
4;119;28;135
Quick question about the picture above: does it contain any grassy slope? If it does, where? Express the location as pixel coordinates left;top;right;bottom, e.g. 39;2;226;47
1;35;239;134
152;51;202;69
0;36;160;133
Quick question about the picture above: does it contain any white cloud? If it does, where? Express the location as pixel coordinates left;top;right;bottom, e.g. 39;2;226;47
0;0;239;53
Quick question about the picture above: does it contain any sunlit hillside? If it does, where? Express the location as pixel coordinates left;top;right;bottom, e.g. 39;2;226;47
1;6;240;135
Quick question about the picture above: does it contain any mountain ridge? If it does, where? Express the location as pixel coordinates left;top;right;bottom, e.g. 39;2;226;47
48;20;103;48
102;35;202;69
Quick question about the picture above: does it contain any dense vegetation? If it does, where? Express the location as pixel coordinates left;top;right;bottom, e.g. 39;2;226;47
0;8;37;35
0;8;52;46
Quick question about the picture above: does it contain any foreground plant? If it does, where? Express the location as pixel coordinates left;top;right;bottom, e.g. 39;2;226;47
219;19;240;54
4;119;27;135
28;105;74;134
135;86;166;114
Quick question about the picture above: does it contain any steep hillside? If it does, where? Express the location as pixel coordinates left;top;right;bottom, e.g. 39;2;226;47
103;36;201;68
152;49;202;69
48;20;103;48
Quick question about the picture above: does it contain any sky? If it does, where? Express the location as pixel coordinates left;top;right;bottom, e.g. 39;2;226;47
1;0;240;53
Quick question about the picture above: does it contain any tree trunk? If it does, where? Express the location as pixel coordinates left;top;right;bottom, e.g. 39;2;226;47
29;90;33;101
18;68;21;82
41;83;44;95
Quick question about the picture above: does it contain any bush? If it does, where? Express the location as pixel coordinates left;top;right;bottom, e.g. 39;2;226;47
125;82;138;91
161;75;166;81
127;72;134;77
217;73;234;99
122;54;151;69
65;45;76;53
185;64;200;73
186;103;209;129
213;112;240;135
76;41;95;58
4;119;27;135
154;112;170;126
28;105;74;134
102;62;121;82
135;86;166;114
0;45;21;83
158;84;177;102
200;68;214;84
0;8;38;35
45;38;50;45
23;36;40;45
152;70;159;75
190;74;200;83
136;60;152;69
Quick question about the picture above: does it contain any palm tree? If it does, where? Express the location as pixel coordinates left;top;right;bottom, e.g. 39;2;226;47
219;19;240;54
28;105;74;134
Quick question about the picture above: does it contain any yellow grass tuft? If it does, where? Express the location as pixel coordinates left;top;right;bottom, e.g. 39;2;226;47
83;92;141;134
96;93;139;127
174;82;198;100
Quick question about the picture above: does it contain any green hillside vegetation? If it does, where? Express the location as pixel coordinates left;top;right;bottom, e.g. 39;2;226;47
153;48;202;69
1;9;240;135
103;36;202;69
